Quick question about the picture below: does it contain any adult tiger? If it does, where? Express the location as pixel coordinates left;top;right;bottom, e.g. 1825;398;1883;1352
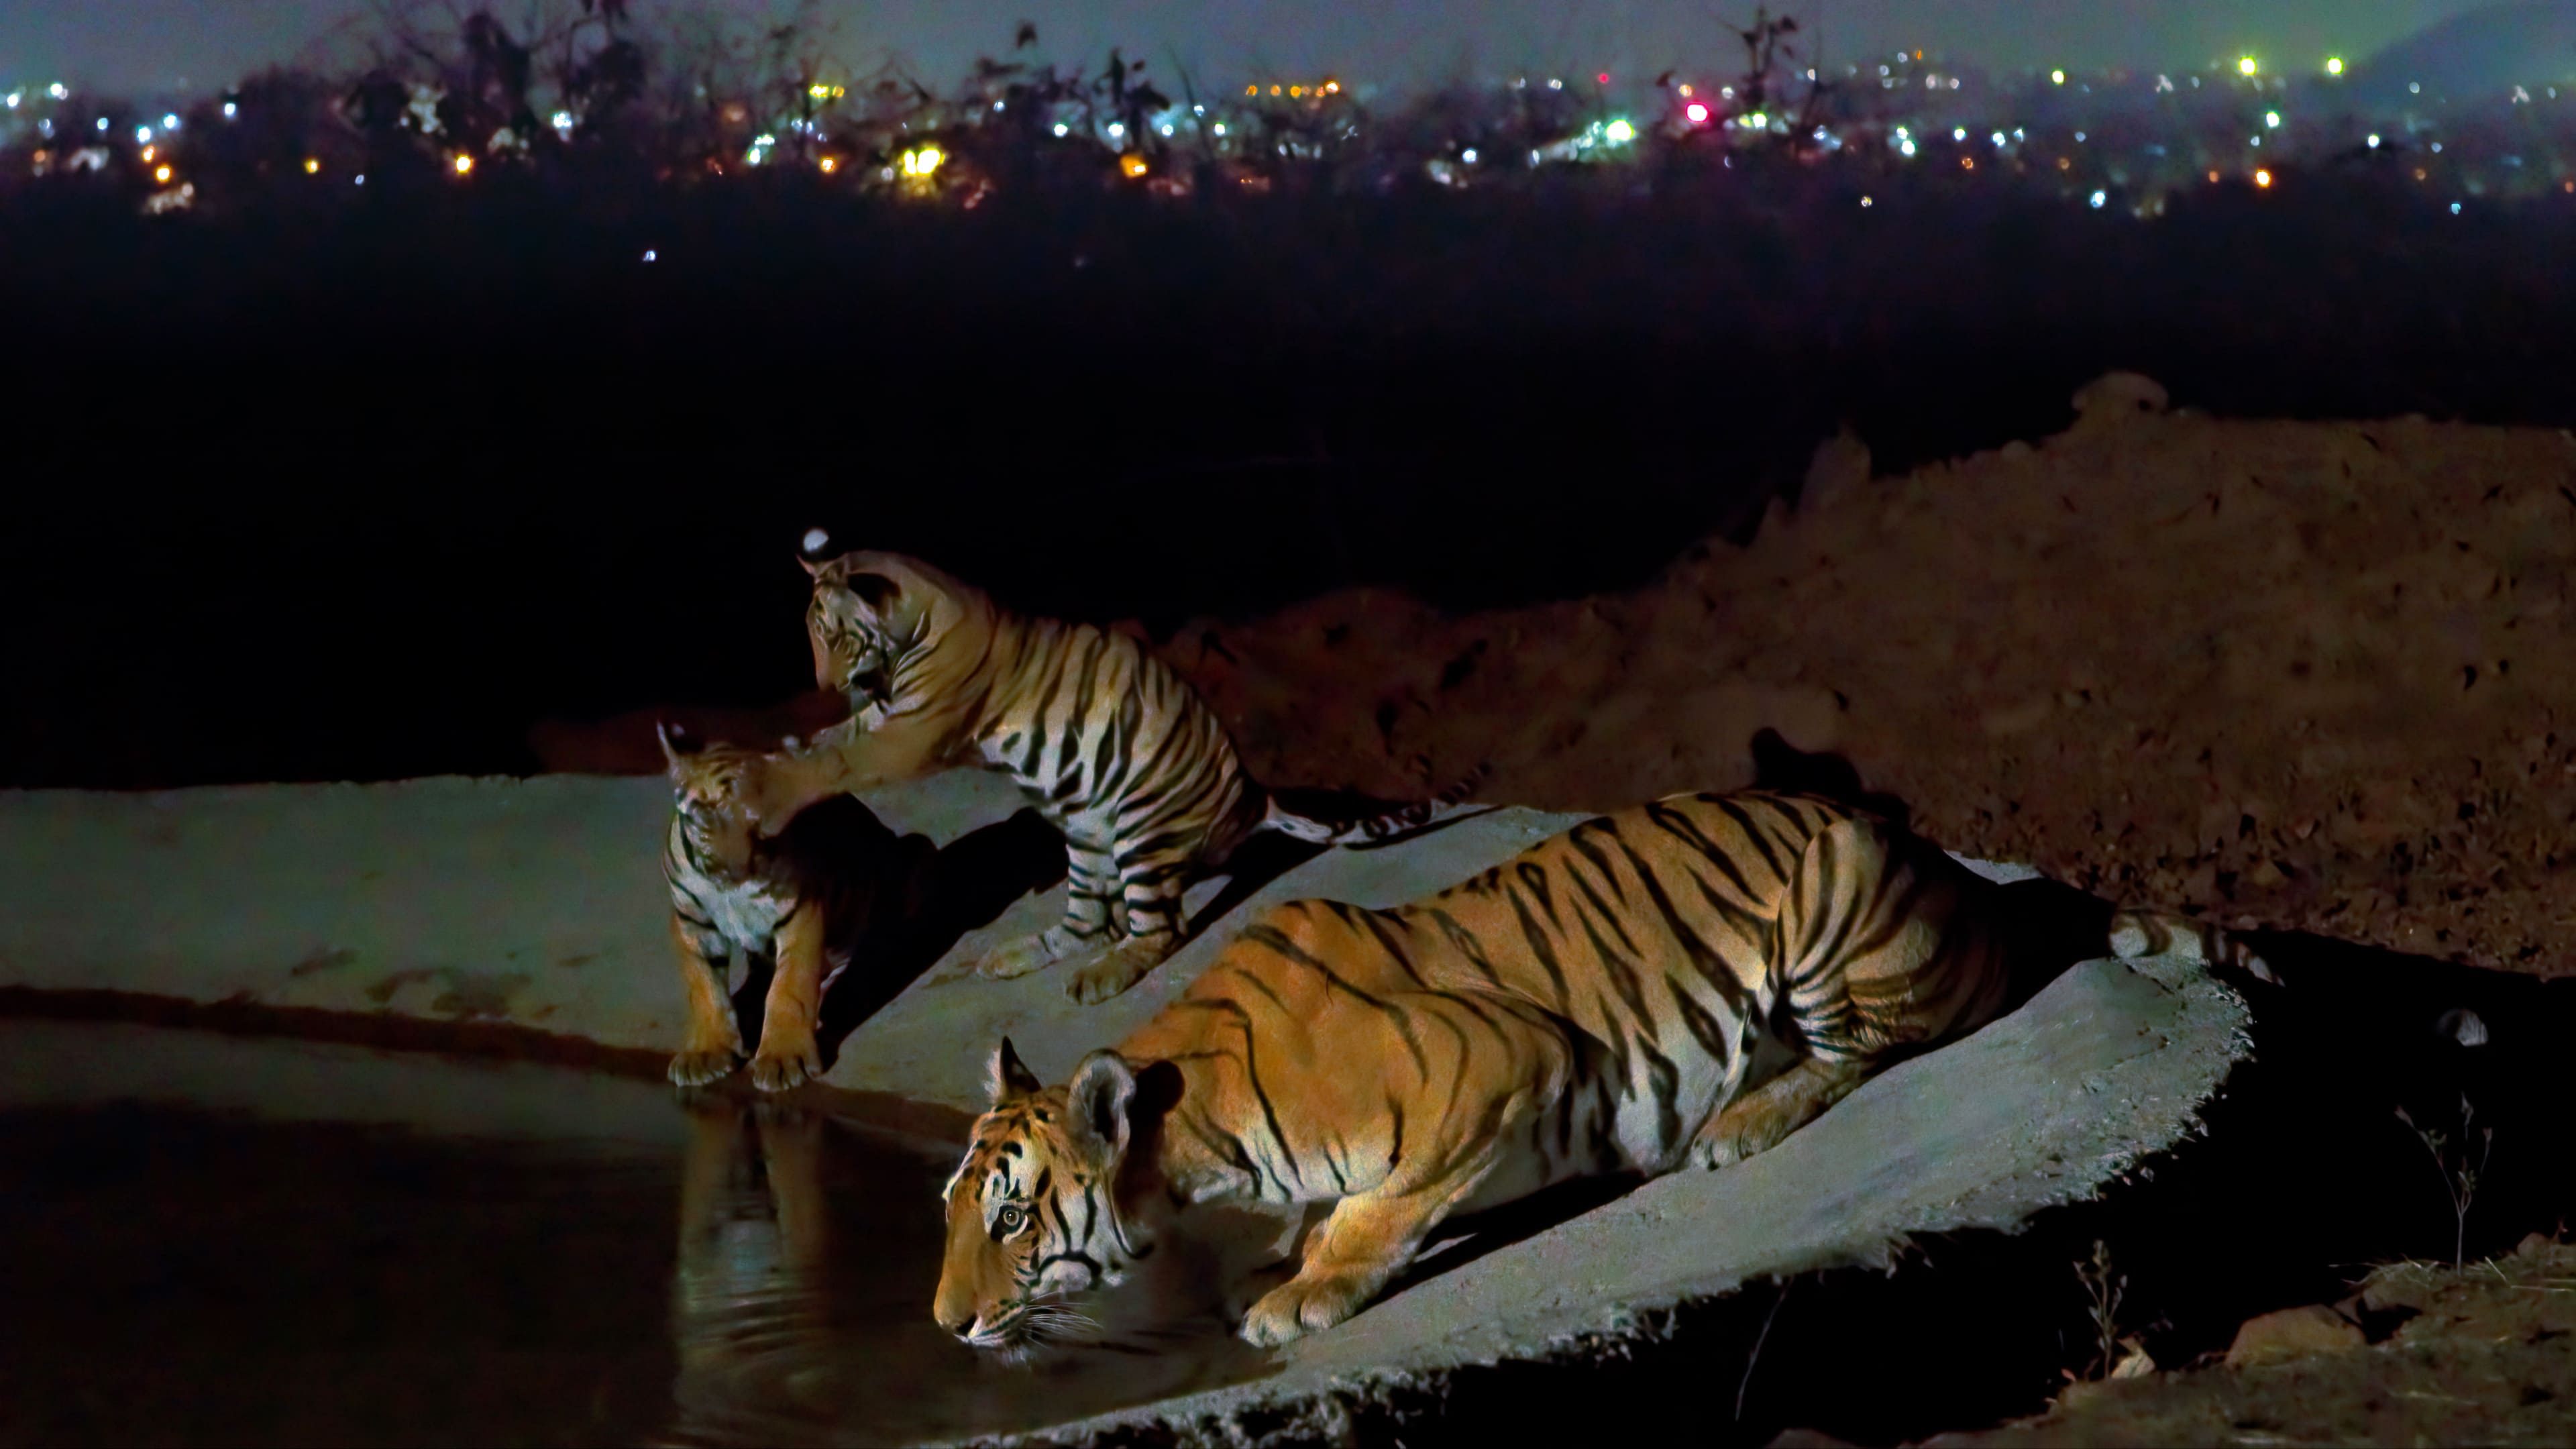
719;534;1484;1005
930;789;2266;1349
660;724;931;1090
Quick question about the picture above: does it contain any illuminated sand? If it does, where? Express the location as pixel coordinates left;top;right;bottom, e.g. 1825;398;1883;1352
0;773;2250;1445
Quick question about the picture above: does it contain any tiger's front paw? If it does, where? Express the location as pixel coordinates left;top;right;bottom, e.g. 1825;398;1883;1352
748;1036;823;1093
668;1045;744;1089
1067;937;1176;1004
1239;1270;1374;1347
722;755;808;840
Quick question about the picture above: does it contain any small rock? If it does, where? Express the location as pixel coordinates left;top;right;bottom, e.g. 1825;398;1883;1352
2435;1008;2489;1047
2224;1303;2365;1368
2071;370;2171;423
2246;859;2288;890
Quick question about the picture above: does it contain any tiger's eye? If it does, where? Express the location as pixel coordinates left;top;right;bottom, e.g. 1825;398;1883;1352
997;1206;1024;1232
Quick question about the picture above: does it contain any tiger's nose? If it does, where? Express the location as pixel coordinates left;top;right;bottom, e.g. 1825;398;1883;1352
935;1305;977;1340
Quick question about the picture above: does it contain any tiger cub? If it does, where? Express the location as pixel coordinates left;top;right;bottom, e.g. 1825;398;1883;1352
932;790;2266;1349
717;534;1483;1006
659;724;929;1091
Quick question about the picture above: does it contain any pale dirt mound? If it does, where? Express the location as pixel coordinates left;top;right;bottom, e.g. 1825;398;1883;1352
1923;1233;2576;1446
1156;381;2576;979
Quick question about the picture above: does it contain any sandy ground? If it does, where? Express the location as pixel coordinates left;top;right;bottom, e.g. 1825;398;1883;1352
1146;378;2576;982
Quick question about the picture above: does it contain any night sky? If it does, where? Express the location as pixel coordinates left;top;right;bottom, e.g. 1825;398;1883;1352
4;1;2506;99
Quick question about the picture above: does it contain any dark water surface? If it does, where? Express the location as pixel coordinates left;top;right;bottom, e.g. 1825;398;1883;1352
0;1022;1277;1448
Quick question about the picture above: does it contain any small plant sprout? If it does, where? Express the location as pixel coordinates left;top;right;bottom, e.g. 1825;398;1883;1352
2070;1238;2149;1381
2397;1094;2494;1271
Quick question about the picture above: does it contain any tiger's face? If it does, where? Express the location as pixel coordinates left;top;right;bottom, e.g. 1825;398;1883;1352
657;725;761;879
802;560;910;705
933;1038;1147;1354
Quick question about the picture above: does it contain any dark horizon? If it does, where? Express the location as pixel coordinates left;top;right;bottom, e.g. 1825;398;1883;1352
3;0;2512;100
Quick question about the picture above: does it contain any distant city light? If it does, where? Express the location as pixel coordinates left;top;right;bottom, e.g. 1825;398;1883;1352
818;156;837;172
1053;122;1069;136
2264;110;2280;127
2253;168;2273;187
1211;123;1225;136
2367;133;2381;148
1159;124;1173;136
2090;189;2107;207
551;109;574;133
162;113;179;129
2410;81;2421;95
1604;118;1635;144
1106;121;1124;137
1741;111;1768;130
994;100;1006;111
2451;201;2462;213
95;117;109;131
1685;101;1710;125
1548;78;1563;90
2051;70;2065;85
304;157;319;173
355;174;364;185
453;153;474;175
1953;126;1966;141
1120;153;1148;177
643;250;657;262
2239;57;2259;77
2326;57;2344;76
154;164;172;184
141;146;154;162
1898;136;1917;156
223;101;237;118
3;92;17;109
1991;130;2005;147
1678;83;1693;97
900;145;945;177
1597;73;1609;85
2074;130;2086;142
1461;147;1478;163
48;83;67;100
136;125;152;144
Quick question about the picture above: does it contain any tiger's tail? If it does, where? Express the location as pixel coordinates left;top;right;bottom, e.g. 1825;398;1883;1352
2104;907;2278;985
1258;762;1496;849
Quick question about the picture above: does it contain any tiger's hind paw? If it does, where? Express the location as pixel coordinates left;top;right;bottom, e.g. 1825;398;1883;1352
1067;938;1175;1005
667;1046;743;1089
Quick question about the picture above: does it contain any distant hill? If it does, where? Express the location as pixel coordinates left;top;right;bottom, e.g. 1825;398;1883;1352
2339;1;2576;106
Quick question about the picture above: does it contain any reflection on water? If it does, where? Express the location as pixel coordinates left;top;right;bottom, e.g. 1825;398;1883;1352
663;1101;1284;1448
0;1022;1280;1448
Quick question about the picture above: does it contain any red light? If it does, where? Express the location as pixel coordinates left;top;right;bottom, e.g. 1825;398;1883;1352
1685;101;1711;125
1597;72;1609;85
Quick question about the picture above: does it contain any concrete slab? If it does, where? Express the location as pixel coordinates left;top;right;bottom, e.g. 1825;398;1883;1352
0;773;2249;1446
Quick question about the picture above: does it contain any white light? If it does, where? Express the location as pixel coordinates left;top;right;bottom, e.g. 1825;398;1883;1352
1860;195;1873;207
1212;123;1226;136
2451;202;2461;214
2051;69;2065;85
551;109;574;132
1193;104;1203;113
2326;57;2344;76
223;101;237;117
3;93;17;109
2367;133;2381;148
96;117;109;131
2074;130;2086;142
1053;122;1069;136
136;125;152;144
355;174;366;185
162;113;179;129
1159;123;1173;136
1991;130;2005;147
2410;81;2420;95
1460;147;1477;163
994;99;1006;111
1953;127;1966;141
48;83;67;100
1898;138;1917;156
1604;118;1635;143
2264;110;2280;127
1548;78;1563;90
2431;142;2443;152
1106;121;1124;137
2090;189;2106;207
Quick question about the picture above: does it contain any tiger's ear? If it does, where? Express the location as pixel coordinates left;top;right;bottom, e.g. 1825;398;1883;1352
798;527;839;579
987;1036;1043;1106
841;572;902;612
655;721;692;782
1065;1050;1137;1165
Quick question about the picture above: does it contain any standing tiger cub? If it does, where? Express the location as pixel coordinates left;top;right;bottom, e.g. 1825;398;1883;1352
932;790;2267;1349
659;724;930;1091
718;535;1483;1005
